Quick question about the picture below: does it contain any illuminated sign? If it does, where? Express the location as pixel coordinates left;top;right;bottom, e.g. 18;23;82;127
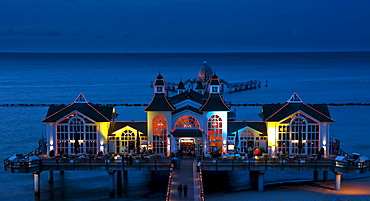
180;139;194;143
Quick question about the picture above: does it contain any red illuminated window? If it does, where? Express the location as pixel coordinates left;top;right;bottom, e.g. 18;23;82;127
175;115;200;128
152;115;167;155
207;115;222;150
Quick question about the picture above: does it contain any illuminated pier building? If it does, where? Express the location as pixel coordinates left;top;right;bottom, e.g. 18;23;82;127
42;67;334;158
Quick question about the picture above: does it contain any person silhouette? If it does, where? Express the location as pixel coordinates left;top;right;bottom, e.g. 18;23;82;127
183;184;188;198
177;184;183;198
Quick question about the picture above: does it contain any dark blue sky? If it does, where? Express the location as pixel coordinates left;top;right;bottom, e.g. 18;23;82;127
1;0;369;52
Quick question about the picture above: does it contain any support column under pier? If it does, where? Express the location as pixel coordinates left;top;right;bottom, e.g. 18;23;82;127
123;170;128;180
258;171;265;192
33;172;40;196
108;171;116;198
249;171;258;189
323;171;328;181
48;170;54;185
313;171;319;181
334;172;342;191
60;170;64;175
117;170;122;189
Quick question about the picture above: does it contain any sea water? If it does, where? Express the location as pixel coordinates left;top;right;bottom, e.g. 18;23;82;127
0;52;369;200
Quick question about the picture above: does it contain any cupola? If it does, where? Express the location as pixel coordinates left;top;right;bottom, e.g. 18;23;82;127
195;81;205;94
209;73;221;94
154;73;165;94
177;79;186;94
198;61;213;81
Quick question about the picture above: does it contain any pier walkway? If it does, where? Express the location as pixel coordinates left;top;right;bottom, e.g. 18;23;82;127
168;159;204;201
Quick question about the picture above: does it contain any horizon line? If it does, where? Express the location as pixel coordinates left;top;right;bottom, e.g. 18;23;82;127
0;50;370;54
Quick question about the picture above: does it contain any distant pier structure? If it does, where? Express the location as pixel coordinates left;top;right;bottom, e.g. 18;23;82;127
152;61;265;93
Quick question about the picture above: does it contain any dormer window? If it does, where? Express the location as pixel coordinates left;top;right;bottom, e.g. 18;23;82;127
212;86;218;93
157;87;163;93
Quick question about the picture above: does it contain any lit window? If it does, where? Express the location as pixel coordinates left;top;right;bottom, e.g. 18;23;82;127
207;115;222;150
175;115;200;128
152;115;167;155
56;113;97;155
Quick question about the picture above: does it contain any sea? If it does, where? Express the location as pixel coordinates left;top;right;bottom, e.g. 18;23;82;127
0;52;370;200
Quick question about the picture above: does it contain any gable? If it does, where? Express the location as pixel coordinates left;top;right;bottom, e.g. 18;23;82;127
279;111;320;124
228;121;267;136
169;89;204;105
56;111;96;124
112;125;144;136
262;103;333;122
172;99;203;111
109;121;147;136
42;103;113;122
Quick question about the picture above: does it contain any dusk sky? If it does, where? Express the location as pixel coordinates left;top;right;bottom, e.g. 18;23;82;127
1;0;369;52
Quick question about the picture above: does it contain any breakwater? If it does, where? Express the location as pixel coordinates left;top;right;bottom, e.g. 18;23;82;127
1;103;370;107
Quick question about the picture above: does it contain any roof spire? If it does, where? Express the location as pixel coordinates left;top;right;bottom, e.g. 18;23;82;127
288;93;303;103
157;70;163;79
74;93;88;103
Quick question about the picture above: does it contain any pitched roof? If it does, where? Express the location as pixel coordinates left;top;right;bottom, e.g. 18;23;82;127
173;105;203;115
199;93;230;111
41;103;113;122
209;74;221;85
177;80;185;89
261;103;334;122
228;121;267;136
169;89;204;105
171;129;203;137
144;93;175;111
109;121;147;136
195;81;204;90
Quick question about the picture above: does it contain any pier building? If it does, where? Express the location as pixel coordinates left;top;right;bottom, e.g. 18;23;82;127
41;69;334;159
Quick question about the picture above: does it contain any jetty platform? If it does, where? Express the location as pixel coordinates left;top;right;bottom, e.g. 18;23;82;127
4;154;370;200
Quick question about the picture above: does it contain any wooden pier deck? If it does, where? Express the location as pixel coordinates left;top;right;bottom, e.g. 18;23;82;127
4;158;172;173
200;158;370;174
4;155;370;199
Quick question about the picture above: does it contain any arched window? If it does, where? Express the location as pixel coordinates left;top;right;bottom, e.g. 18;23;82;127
113;130;136;154
240;130;253;152
152;115;167;154
277;113;319;155
239;129;266;153
207;115;222;151
175;115;200;128
290;117;307;154
56;113;97;155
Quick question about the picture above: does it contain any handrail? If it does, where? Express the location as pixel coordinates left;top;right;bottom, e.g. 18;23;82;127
198;166;205;201
165;170;173;201
4;138;45;172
